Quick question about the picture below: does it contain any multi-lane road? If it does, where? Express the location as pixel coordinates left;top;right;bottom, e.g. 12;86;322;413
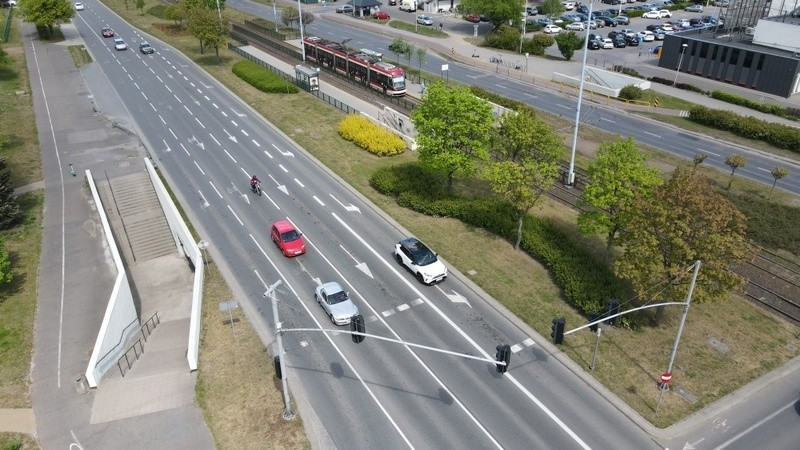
65;1;799;448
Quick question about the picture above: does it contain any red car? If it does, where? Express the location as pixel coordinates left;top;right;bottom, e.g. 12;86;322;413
372;11;390;20
466;14;480;23
101;27;114;38
270;220;306;257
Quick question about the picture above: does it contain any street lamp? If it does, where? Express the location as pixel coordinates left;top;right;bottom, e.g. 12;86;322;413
673;43;688;86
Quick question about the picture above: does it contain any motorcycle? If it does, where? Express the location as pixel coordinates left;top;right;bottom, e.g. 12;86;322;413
250;180;262;196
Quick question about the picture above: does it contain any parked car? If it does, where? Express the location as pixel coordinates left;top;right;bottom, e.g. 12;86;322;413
588;39;602;50
613;16;630;25
601;0;621;4
566;22;586;31
642;10;663;19
625;35;640;45
526;6;539;15
601;38;615;49
612;36;627;47
373;11;390;19
139;41;154;54
620;28;637;37
74;2;84;10
417;15;433;25
607;30;625;39
113;38;127;50
543;24;563;33
661;22;676;31
315;282;359;326
561;1;576;10
658;10;672;18
101;27;114;38
388;0;396;4
637;30;655;41
270;220;306;257
597;16;618;27
394;237;448;285
335;4;353;13
685;4;703;12
466;14;481;23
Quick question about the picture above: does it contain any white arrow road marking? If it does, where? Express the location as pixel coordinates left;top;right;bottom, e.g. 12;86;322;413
232;108;246;117
198;190;209;208
339;244;374;279
435;285;471;308
273;143;294;157
329;194;361;213
222;129;238;143
188;135;205;150
268;174;288;195
162;139;171;153
684;438;704;450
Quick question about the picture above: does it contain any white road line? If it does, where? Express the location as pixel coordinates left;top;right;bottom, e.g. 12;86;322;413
264;150;273;159
134;82;140;90
221;111;227;117
294;178;304;188
382;309;396;317
227;205;244;226
156;75;163;82
180;143;189;155
265;194;280;209
190;81;195;87
159;114;166;124
204;95;210;101
313;195;325;206
510;344;522;353
193;161;205;175
209;134;220;146
183;105;193;115
148;67;155;74
213;103;219;109
757;167;770;173
195;117;205;129
600;117;615;123
224;149;237;163
252;139;260;147
240;167;250;178
397;304;410;312
165;85;172;93
524;93;537;99
494;83;507;89
279;164;288;173
557;103;571;109
209;181;223;198
149;102;156;112
410;298;424;306
121;67;127;73
366;315;379;323
231;120;238;126
643;131;661;138
241;129;249;137
174;94;182;103
332;212;589;449
247;235;414;448
127;74;133;81
183;76;188;81
523;338;534;347
169;128;178;140
698;148;720;157
713;400;796;449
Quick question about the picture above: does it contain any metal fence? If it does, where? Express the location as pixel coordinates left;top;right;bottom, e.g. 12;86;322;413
231;23;302;60
3;7;13;43
228;43;360;115
243;19;300;41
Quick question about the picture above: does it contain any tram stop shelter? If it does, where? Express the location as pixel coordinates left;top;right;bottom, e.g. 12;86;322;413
295;64;320;92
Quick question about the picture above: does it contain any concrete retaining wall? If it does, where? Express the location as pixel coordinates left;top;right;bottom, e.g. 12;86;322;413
85;170;140;388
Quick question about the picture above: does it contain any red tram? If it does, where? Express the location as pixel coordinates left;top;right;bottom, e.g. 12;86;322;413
303;36;407;96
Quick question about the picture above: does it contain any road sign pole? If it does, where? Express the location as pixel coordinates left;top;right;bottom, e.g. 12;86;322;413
590;326;601;372
665;261;701;377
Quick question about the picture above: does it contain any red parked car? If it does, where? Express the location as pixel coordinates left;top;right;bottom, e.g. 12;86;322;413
373;11;390;20
270;220;306;257
466;14;480;23
101;27;114;38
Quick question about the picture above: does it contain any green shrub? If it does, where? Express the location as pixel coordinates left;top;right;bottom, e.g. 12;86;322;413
483;25;523;52
619;85;643;101
147;4;168;19
619;67;645;79
370;164;623;315
688;106;800;152
338;115;406;156
711;90;799;121
470;86;530;112
523;33;555;56
232;60;299;94
626;9;644;18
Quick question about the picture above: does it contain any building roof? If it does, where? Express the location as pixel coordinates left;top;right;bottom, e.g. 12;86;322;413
673;28;800;59
349;0;382;7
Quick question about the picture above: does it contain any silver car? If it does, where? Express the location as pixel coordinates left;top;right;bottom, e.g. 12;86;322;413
417;15;433;26
315;282;359;326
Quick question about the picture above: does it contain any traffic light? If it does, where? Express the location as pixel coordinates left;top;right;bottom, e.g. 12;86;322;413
588;312;601;332
606;299;620;326
350;314;365;343
551;318;565;345
495;344;511;373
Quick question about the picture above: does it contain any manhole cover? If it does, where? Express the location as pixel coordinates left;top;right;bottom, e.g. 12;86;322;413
675;385;698;404
708;336;730;354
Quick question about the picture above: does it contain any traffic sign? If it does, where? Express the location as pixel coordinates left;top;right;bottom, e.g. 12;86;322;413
660;371;672;384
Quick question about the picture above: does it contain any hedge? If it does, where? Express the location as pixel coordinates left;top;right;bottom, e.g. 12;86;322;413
232;60;299;94
710;90;800;121
371;164;623;315
688;106;800;152
338;115;406;156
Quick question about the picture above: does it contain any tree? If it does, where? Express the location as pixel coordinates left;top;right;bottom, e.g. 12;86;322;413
389;37;411;64
301;10;315;27
136;0;145;14
0;237;11;286
0;159;22;230
724;153;747;190
411;82;495;193
769;166;789;199
0;44;10;64
164;4;185;27
554;31;582;61
18;0;74;37
415;46;427;71
485;110;562;249
539;0;565;18
281;5;299;28
460;0;525;30
692;153;707;171
615;167;750;323
577;137;661;262
187;5;226;58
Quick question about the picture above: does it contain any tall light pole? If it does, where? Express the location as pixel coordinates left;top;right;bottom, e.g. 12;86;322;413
265;280;295;420
673;43;688;86
566;0;592;187
298;0;306;61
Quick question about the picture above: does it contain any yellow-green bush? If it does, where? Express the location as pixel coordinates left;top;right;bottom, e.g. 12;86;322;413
338;115;406;156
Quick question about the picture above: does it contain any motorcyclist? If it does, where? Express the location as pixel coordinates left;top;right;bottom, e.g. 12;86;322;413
250;175;260;190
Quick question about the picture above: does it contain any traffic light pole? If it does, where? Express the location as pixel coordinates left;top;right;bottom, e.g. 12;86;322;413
664;260;701;383
265;280;295;421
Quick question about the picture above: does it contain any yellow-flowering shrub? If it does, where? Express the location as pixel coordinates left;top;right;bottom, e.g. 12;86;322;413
338;115;406;156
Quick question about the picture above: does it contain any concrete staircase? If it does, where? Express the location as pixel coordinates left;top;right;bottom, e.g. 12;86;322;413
103;172;175;264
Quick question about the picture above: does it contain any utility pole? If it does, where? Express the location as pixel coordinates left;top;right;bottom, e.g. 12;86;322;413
265;280;295;420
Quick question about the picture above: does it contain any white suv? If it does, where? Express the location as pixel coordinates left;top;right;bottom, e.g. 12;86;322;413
394;237;447;285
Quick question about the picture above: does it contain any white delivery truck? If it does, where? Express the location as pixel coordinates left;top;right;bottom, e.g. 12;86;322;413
399;0;417;12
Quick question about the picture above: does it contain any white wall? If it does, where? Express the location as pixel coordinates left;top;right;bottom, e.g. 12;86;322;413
85;170;140;388
753;19;800;52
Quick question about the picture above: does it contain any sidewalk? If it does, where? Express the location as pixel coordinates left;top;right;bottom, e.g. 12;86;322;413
315;9;800;129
